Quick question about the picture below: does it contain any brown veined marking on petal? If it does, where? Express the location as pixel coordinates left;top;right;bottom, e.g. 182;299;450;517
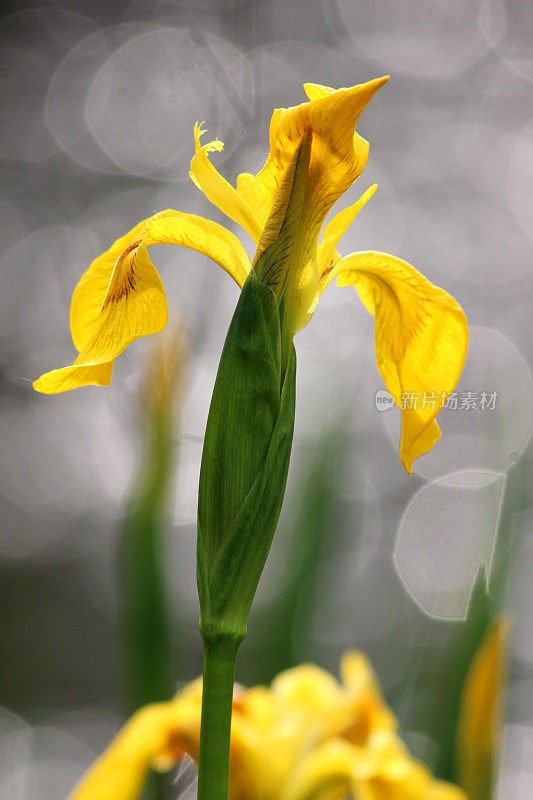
101;238;143;310
319;261;335;292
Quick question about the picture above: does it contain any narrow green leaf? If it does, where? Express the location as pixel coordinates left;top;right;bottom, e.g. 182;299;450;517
118;331;184;713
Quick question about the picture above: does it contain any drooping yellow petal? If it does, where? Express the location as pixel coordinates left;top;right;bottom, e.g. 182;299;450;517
69;212;171;354
68;680;203;800
32;358;114;394
34;236;168;393
325;251;469;473
317;184;377;280
189;123;263;243
70;209;251;353
34;210;252;394
456;617;511;800
144;213;252;288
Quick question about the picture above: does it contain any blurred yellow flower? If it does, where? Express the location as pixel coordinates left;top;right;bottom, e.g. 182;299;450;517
34;78;468;473
68;653;466;800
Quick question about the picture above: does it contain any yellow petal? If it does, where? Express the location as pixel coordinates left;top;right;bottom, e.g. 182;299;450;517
456;617;511;800
236;171;272;230
251;78;387;339
34;210;251;394
189;123;263;243
34;236;168;393
326;251;468;473
280;740;356;800
67;697;198;800
317;184;377;280
339;651;377;693
71;209;250;353
32;359;114;394
427;784;472;800
302;82;336;101
256;77;388;222
144;212;252;287
69;212;169;354
272;663;341;718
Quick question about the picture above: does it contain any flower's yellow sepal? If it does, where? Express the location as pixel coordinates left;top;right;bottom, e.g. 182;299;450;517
34;210;251;394
325;251;469;473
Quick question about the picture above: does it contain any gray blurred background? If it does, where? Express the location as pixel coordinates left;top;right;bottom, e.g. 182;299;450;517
1;1;532;797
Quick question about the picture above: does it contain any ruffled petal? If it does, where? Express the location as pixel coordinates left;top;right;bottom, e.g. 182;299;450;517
35;210;251;393
325;251;468;473
189;123;263;243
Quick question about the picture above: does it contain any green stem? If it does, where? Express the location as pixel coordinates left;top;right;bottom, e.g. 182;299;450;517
197;634;241;800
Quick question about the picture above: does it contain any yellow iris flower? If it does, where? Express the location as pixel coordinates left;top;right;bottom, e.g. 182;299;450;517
33;77;468;473
68;653;466;800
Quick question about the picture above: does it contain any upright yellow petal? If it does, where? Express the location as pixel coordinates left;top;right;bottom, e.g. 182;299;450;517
245;78;387;339
325;251;468;473
257;77;388;220
34;210;251;394
272;663;341;719
302;82;336;101
236;171;272;230
456;617;511;800
317;184;377;280
189;123;263;243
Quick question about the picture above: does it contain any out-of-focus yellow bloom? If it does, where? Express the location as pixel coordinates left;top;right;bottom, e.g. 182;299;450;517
34;78;468;473
68;653;466;800
456;616;511;800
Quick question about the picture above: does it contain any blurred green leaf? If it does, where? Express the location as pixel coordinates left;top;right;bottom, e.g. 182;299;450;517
118;328;185;714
